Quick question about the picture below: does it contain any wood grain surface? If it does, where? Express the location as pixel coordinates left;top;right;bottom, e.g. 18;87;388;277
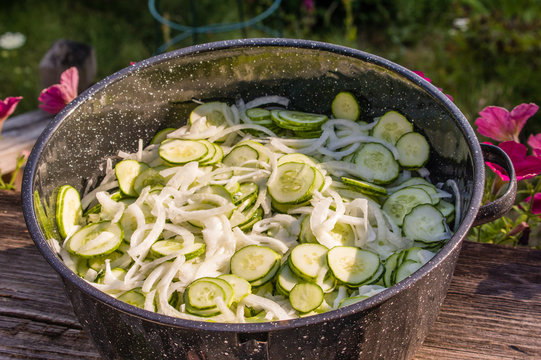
0;191;540;359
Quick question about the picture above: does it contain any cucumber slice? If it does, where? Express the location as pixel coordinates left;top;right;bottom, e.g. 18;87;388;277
409;184;439;205
96;267;127;284
246;108;271;121
395;132;430;169
118;289;145;308
341;176;388;197
159;139;208;165
66;221;123;257
232;182;258;206
383;252;400;287
238;207;263;232
382;187;433;226
328;221;357;247
271;110;328;131
150;127;175;145
218;274;252;303
353;143;399;184
133;167;166;195
436;199;455;218
189;101;232;127
289;283;324;313
365;263;385;285
195;139;217;165
203;277;234;307
332;91;360;121
200;143;224;166
327;246;380;287
184;278;226;315
277;152;318;167
338;295;368;308
268;162;317;204
402;204;448;242
230;245;281;286
372;111;413;145
115;160;150;197
394;260;423;283
55;185;82;239
150;240;206;260
299;215;317;243
288;243;328;281
223;144;259;167
276;262;300;296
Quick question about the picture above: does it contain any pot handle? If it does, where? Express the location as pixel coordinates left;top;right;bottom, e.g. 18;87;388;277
473;143;517;226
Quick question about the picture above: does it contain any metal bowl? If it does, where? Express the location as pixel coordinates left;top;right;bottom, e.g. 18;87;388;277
22;38;516;360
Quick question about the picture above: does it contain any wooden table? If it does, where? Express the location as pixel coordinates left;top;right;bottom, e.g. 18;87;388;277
1;191;540;359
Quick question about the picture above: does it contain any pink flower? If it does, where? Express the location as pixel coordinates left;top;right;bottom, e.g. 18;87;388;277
475;103;539;142
413;71;453;101
528;134;541;157
303;0;315;12
486;141;541;181
38;66;79;114
524;193;541;215
0;96;23;123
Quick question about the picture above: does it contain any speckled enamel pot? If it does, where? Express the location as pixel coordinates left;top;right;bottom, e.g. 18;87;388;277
22;39;516;360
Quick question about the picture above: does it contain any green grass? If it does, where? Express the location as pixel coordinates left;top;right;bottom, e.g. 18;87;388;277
1;0;540;138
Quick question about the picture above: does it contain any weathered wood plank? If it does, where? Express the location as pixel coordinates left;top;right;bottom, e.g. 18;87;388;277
1;191;540;359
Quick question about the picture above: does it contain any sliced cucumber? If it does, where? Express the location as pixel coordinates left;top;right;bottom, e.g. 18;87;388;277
133;167;166;195
289;283;324;313
353;143;399;184
332;91;360;121
288;243;328;281
115;160;149;197
341;176;388;197
327;246;380;287
409;184;439;205
66;221;123;257
328;221;356;247
118;289;145;308
232;182;258;206
150;127;175;145
372;111;413;145
299;215;317;243
55;185;82;239
402;204;448;243
383;252;400;287
159;139;208;165
246;108;272;121
382;187;433;226
150;239;206;260
200;142;224;166
184;278;226;316
276;262;300;296
436;199;455;218
268;162;317;204
394;260;423;283
395;132;430;169
338;295;368;308
218;274;252;303
223;144;259;167
230;245;281;286
271;110;328;131
189;101;232;127
277;152;318;167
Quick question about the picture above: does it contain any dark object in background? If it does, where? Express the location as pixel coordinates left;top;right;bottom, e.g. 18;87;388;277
39;39;97;93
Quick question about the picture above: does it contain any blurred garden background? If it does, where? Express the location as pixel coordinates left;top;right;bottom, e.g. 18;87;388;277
2;0;541;137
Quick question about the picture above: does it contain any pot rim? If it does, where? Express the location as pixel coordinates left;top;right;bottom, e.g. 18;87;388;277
22;38;484;333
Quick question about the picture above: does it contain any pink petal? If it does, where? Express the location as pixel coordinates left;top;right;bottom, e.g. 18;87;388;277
524;193;541;215
59;67;79;102
0;96;23;122
508;103;539;140
475;106;515;142
412;71;432;83
38;85;68;114
528;134;541;157
486;141;541;181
